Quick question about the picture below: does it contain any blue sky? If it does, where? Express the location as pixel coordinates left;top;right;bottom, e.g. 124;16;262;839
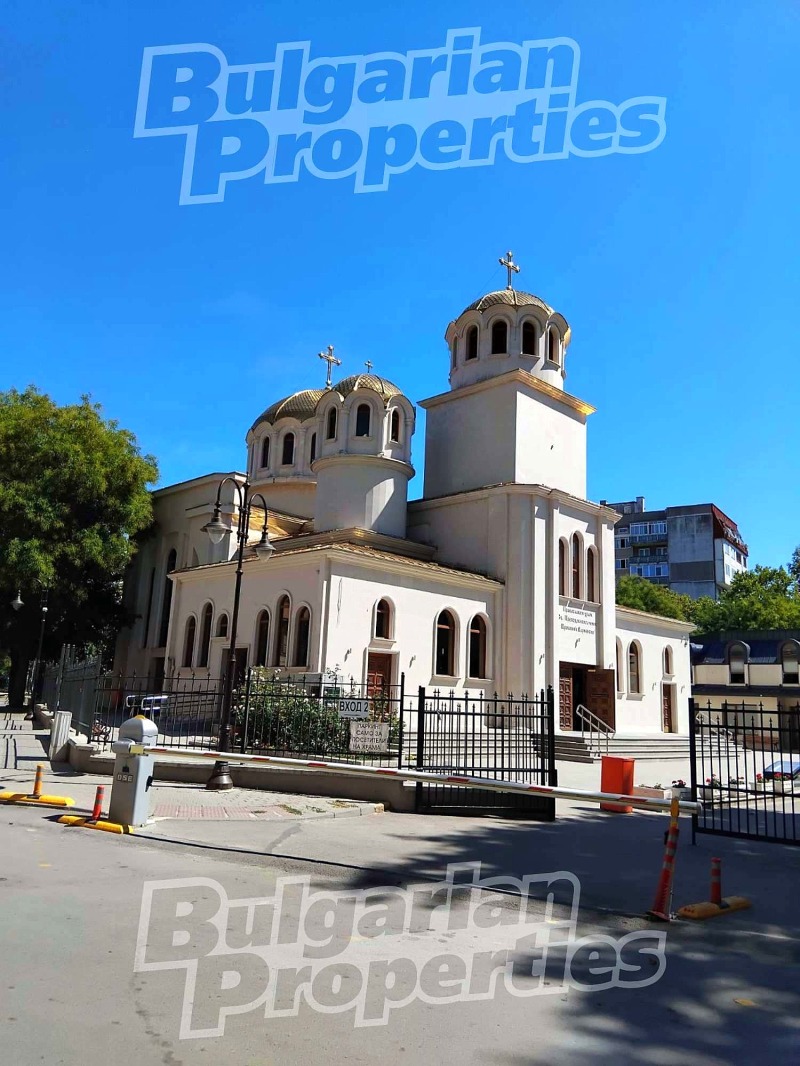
4;1;798;569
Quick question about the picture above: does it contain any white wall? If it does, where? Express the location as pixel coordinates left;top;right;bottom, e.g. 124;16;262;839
614;609;693;735
314;455;412;537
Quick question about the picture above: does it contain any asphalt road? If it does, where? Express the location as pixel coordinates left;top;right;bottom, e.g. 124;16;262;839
3;795;800;1066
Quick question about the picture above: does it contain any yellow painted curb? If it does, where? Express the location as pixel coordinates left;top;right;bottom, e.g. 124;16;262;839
677;897;752;920
0;792;75;808
57;815;133;835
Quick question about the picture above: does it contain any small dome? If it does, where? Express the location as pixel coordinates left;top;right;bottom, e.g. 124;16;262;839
332;374;403;403
461;289;554;317
250;389;326;430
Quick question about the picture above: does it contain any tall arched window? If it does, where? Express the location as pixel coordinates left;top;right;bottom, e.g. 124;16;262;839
182;616;196;669
466;325;478;360
274;596;290;668
282;433;295;465
326;407;337;440
310;433;317;464
663;646;673;676
781;642;799;684
491;320;508;354
390;409;401;443
729;644;747;685
375;598;392;639
616;640;624;693
254;610;270;667
158;549;177;648
260;437;270;468
198;602;213;667
548;329;559;365
355;404;371;437
435;610;456;676
216;613;229;638
572;533;582;599
292;607;311;667
559;539;568;597
451;338;459;368
628;642;642;694
586;547;597;603
522;320;537;355
468;616;487;679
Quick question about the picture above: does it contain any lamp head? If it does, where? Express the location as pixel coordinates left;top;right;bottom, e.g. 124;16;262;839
203;507;228;546
11;590;23;612
255;529;275;559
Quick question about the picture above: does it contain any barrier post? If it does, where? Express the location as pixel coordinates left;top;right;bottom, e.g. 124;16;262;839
91;785;105;823
31;764;44;798
710;857;722;906
647;789;681;921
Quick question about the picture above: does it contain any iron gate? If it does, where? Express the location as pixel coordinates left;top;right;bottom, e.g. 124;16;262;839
690;699;800;846
410;687;556;819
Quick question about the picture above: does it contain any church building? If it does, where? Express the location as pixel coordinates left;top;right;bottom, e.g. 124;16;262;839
115;255;693;744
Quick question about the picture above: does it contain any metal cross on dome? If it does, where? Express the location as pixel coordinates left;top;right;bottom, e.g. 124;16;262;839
364;360;373;373
318;344;342;389
499;250;521;290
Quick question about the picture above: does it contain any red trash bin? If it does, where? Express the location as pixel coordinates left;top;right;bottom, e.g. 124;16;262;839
600;755;635;813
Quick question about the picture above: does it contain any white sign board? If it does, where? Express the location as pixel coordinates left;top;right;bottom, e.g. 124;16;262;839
349;721;390;753
336;698;370;720
558;604;597;665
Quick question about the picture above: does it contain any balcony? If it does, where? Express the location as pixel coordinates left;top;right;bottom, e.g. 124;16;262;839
629;532;668;545
630;552;669;564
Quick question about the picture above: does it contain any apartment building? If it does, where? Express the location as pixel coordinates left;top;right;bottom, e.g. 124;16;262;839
603;497;748;600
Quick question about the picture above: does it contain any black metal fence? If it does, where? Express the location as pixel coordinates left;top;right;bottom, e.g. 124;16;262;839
690;699;800;846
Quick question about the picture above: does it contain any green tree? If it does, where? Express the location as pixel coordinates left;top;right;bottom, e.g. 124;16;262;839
690;565;800;635
789;545;800;586
615;575;694;621
0;387;158;707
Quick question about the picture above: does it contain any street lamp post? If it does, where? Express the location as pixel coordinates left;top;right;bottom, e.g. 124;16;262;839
11;587;49;718
203;476;274;756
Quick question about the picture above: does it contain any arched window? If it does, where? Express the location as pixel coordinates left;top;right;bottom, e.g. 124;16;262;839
781;642;799;684
466;325;478;360
375;599;392;639
326;407;337;440
491;320;508;355
355;403;371;437
616;640;624;693
663;646;673;677
522;321;537;356
628;642;642;694
435;610;456;676
548;328;559;365
260;437;270;468
182;616;196;669
451;337;459;368
310;432;317;464
559;539;568;597
571;533;582;599
390;409;401;443
729;644;747;685
254;610;270;667
158;549;177;648
198;602;213;667
216;613;229;638
282;433;295;466
586;547;597;603
292;607;311;667
468;616;487;679
274;595;290;668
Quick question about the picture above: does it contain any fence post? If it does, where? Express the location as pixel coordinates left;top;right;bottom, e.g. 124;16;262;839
397;673;405;769
240;669;253;754
546;686;557;786
688;697;697;846
415;687;426;811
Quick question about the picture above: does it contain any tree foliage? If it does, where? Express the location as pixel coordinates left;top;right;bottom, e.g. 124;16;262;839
0;387;158;701
614;575;694;621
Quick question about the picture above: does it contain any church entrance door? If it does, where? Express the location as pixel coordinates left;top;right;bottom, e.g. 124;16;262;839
367;653;393;695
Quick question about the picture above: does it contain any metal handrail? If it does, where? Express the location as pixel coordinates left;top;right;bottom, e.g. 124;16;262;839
575;704;615;758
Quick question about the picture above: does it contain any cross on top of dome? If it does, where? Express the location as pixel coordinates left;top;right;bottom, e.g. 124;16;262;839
498;250;521;290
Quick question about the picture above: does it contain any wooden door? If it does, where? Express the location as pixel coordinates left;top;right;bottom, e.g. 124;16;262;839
367;653;393;695
586;668;616;730
662;684;674;733
559;664;573;730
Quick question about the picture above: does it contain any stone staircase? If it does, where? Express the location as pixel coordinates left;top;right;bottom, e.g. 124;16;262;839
555;733;695;763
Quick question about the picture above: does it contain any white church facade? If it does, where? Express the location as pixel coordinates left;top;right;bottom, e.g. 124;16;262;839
115;258;693;739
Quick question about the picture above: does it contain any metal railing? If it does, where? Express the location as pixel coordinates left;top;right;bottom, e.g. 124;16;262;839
574;703;615;758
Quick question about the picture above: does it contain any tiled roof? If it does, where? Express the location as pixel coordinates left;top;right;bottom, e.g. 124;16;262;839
250;389;326;429
461;289;554;316
332;374;403;402
272;541;500;583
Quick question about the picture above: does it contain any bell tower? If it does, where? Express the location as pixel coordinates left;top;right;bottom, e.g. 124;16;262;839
421;252;594;500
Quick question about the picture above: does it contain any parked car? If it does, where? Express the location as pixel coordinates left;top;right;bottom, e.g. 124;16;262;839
762;758;800;781
124;694;169;719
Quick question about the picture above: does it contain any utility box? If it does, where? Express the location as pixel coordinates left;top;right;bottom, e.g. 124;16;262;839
108;715;159;827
